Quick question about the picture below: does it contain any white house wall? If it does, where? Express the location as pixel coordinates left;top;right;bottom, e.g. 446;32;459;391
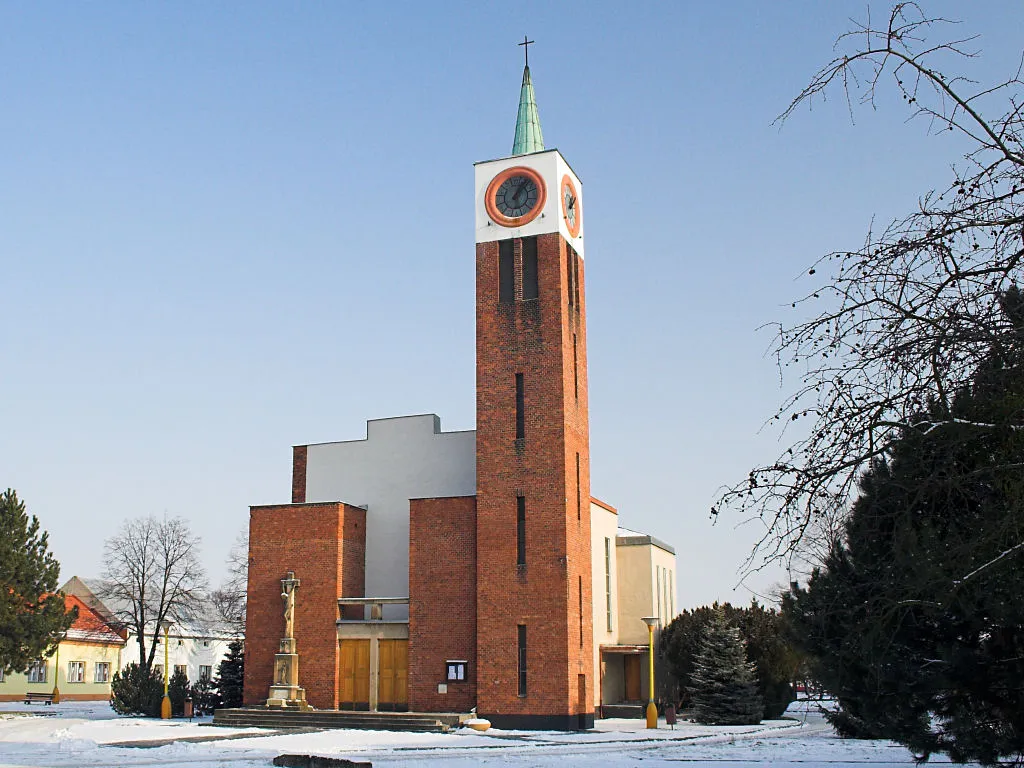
303;414;476;617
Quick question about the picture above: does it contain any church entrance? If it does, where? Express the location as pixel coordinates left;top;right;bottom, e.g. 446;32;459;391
376;639;408;711
339;639;371;710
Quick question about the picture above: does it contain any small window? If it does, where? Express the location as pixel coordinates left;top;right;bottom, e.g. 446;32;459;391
517;625;527;697
67;661;85;683
199;665;212;681
153;664;163;678
578;576;584;647
522;237;538;300
94;662;111;683
499;239;515;302
572;248;581;309
0;667;6;682
516;496;526;566
573;333;579;400
515;373;525;440
576;453;582;520
567;246;574;308
27;661;47;684
174;664;188;678
446;661;467;682
605;537;613;632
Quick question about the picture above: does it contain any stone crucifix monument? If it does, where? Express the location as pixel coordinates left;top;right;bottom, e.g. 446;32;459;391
266;571;311;710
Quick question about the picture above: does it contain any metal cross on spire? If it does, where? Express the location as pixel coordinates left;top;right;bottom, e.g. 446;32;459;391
518;36;534;68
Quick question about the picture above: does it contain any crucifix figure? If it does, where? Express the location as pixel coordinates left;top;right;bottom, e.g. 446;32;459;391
518;35;534;68
280;571;300;639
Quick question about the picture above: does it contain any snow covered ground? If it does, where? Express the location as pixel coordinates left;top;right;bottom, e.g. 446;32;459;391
0;700;979;767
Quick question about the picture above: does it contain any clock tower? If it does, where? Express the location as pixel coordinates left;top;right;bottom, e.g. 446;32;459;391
474;56;594;729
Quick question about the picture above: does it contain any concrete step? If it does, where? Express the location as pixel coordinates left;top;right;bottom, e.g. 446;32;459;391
212;707;461;733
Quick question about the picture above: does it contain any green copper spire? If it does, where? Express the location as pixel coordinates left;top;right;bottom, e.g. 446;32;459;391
512;64;544;155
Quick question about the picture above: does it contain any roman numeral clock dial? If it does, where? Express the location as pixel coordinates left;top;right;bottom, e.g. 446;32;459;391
485;166;547;228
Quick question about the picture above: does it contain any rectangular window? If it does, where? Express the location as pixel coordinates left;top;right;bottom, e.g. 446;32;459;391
94;662;111;683
174;664;188;679
0;667;5;682
199;665;212;681
576;453;581;520
153;664;163;678
516;496;526;566
573;249;581;309
517;625;527;697
522;237;538;300
67;661;85;683
573;333;579;400
669;570;675;618
656;566;662;619
515;373;525;440
604;538;613;632
567;245;574;307
499;239;515;302
27;661;47;684
579;576;584;647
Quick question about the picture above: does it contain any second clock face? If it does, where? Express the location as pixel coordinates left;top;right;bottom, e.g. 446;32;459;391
484;166;547;227
561;174;581;238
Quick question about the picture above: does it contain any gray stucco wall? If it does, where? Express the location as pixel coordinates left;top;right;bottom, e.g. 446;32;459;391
303;414;476;618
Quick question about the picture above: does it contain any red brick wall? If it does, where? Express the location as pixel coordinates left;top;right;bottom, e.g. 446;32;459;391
291;446;307;503
408;495;477;713
475;231;594;727
244;502;366;709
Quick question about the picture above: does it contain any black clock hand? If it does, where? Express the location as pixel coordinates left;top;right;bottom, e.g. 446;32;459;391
512;181;529;206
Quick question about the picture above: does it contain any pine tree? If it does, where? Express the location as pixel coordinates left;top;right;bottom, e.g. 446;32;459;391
0;489;76;675
168;667;190;717
784;288;1024;764
688;609;764;725
214;639;244;709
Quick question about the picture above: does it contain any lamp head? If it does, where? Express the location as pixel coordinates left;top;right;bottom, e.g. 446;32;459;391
159;618;172;634
641;616;659;629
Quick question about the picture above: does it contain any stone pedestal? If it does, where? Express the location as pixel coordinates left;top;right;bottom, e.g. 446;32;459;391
267;638;311;710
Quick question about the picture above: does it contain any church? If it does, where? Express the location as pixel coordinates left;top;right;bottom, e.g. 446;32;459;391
242;56;679;730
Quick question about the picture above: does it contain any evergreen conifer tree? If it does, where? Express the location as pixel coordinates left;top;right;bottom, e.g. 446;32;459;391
784;288;1024;764
214;639;244;708
688;609;764;725
0;489;76;674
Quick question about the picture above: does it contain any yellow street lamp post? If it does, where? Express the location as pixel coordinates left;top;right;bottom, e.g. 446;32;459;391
51;639;62;704
159;619;172;719
641;616;660;729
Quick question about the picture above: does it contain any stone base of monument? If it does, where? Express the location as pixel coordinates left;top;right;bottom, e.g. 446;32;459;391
266;686;311;711
267;644;311;710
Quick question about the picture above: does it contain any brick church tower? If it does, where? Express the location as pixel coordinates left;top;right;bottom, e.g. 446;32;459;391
474;59;594;729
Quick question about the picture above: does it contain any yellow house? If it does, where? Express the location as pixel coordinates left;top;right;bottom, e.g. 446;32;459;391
0;580;125;703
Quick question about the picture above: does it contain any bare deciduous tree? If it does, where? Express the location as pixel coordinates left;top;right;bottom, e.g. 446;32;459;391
713;3;1024;572
210;528;247;638
99;515;207;669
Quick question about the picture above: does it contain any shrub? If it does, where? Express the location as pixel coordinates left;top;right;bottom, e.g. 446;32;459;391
168;667;190;717
190;675;218;715
110;662;162;717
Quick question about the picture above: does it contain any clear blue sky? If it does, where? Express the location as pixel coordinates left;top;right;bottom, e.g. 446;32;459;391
3;2;1022;609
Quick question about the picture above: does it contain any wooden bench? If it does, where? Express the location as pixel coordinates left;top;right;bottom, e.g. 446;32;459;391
24;692;54;705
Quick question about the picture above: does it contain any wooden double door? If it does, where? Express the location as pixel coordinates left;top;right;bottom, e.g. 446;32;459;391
338;638;407;711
